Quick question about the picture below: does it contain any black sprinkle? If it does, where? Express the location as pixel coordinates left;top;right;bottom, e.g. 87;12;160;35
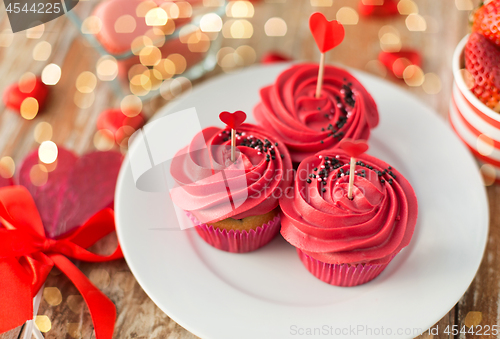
380;179;385;183
307;179;311;183
280;154;284;159
322;188;326;192
320;140;324;144
272;156;275;160
275;142;278;146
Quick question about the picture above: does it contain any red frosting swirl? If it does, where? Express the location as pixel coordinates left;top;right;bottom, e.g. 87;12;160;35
280;149;417;265
170;124;293;223
254;64;379;163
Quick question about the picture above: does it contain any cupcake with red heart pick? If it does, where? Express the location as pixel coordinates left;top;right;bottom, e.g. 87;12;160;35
279;139;418;286
254;12;379;164
169;110;293;253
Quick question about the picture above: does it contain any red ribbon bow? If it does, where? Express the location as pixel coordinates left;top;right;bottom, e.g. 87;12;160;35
0;185;123;338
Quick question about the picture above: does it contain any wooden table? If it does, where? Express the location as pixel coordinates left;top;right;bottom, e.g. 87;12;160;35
1;0;498;338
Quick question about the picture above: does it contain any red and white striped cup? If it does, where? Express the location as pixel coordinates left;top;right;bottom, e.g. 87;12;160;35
450;34;500;184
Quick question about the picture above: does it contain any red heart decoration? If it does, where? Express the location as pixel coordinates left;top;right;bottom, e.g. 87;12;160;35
339;139;369;158
358;0;399;17
17;147;123;238
378;50;421;78
2;77;49;113
309;12;345;53
261;52;292;64
97;109;145;145
219;110;247;129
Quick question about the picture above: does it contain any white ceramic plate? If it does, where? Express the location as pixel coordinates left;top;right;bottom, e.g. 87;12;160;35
115;64;489;339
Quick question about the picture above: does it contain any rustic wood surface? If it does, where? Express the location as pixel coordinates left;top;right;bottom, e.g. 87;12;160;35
0;0;498;338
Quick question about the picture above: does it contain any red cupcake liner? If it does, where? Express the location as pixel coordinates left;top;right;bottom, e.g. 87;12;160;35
297;249;391;287
186;212;281;253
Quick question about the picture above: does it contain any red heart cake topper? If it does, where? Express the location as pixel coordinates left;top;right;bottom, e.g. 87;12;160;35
3;77;49;113
219;110;247;129
339;139;369;158
309;12;345;53
378;50;421;78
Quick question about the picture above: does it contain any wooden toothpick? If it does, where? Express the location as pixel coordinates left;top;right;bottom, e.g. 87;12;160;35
231;128;236;162
316;52;326;98
348;156;356;199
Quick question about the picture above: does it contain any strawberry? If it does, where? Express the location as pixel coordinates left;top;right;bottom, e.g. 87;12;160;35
472;0;500;47
465;32;500;110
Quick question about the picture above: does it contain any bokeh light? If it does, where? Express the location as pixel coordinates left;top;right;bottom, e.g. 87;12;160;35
223;19;253;39
264;17;287;36
33;41;52;61
145;8;168;26
226;1;254;18
0;157;15;179
187;31;210;53
39;141;58;164
139;46;162;66
310;0;333;7
94;130;115;151
167;53;187;74
96;55;118;81
34;315;51;333
34;122;53;143
200;13;223;32
29;164;48;186
67;295;84;313
89;269;111;289
397;0;418;15
160;77;192;100
477;134;494;156
67;323;81;339
76;71;97;93
204;0;224;6
403;65;424;86
26;24;44;39
20;97;39;120
81;16;103;34
19;72;37;93
379;26;401;53
406;14;427;32
41;63;61;85
121;95;143;117
74;92;95;109
136;0;157;17
480;164;496;186
422;73;442;94
235;45;256;65
115;15;136;33
336;7;359;25
43;287;62;306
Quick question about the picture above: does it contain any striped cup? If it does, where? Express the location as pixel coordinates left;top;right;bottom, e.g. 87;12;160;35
450;34;500;184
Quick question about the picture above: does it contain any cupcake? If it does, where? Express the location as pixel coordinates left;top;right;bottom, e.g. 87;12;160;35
253;63;379;164
170;123;293;253
279;149;418;286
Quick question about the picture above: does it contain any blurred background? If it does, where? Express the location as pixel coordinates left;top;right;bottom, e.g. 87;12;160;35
1;0;498;338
